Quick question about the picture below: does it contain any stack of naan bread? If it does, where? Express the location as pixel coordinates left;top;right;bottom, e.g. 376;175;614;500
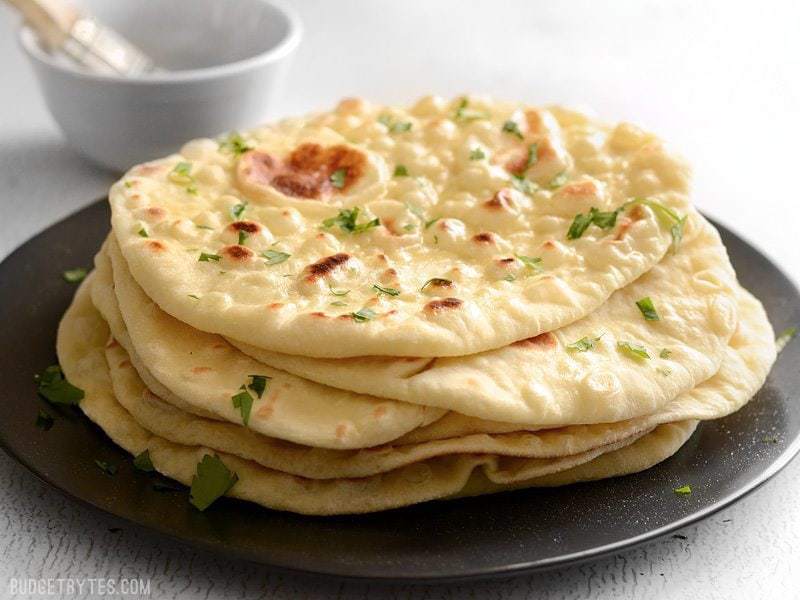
57;96;777;514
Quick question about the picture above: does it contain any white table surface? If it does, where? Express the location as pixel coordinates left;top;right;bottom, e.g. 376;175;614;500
1;1;799;598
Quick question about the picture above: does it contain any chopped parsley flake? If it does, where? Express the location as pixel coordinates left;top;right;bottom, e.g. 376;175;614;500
247;375;271;399
198;252;221;262
351;308;376;322
238;230;248;245
510;174;535;194
549;171;568;188
138;227;149;238
469;147;486;160
378;114;412;133
188;294;200;300
133;450;154;472
567;207;622;240
617;341;650;361
636;297;660;321
659;348;672;359
261;249;290;265
190;454;238;511
454;98;488;122
63;268;87;283
567;199;686;250
330;168;347;189
524;143;538;170
322;207;380;234
502;120;523;139
516;254;543;273
425;217;440;229
123;180;133;189
673;484;692;495
393;165;409;177
373;283;400;296
231;388;254;426
219;132;253;156
230;201;248;220
776;326;797;353
420;277;452;292
567;334;604;352
95;459;117;476
329;285;350;297
35;410;54;431
35;365;84;405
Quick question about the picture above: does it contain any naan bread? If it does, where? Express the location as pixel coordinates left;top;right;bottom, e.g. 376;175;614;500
208;214;743;426
102;282;774;482
94;245;442;450
58;281;654;514
109;96;690;358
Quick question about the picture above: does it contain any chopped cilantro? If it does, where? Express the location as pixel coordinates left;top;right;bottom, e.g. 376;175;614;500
502;120;523;139
330;168;347;189
238;230;248;245
636;297;660;321
95;459;117;476
454;98;488;122
198;252;221;262
393;165;409;177
190;454;238;511
123;180;133;189
329;285;350;297
351;308;376;322
425;217;440;229
35;411;54;431
549;171;568;188
230;201;248;220
35;365;84;405
524;143;538;170
776;326;797;353
373;284;400;296
219;132;253;156
261;249;290;265
247;374;271;399
567;207;623;240
188;294;200;300
138;227;149;238
516;254;543;273
63;268;87;283
510;174;535;194
378;114;412;133
231;388;254;426
567;334;603;352
420;277;452;292
626;198;687;251
196;224;215;231
617;341;650;361
673;484;692;495
660;348;672;359
469;147;486;160
170;161;192;180
133;450;154;472
322;207;380;234
503;274;516;282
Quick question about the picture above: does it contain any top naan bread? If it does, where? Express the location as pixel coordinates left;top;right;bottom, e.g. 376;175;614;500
109;96;691;357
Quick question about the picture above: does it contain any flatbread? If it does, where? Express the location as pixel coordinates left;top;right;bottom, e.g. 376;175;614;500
109;212;738;427
102;282;773;482
109;96;690;358
94;244;442;450
58;280;658;514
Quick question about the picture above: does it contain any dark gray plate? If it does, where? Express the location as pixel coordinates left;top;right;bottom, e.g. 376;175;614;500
0;199;798;583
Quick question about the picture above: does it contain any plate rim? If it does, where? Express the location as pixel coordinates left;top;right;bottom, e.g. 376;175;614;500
1;197;799;583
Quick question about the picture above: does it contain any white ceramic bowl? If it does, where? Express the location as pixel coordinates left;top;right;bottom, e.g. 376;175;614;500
19;0;301;172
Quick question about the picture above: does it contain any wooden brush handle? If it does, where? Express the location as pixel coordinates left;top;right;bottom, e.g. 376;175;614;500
4;0;80;48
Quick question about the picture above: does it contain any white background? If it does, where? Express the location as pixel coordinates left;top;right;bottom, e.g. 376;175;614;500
1;1;798;597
